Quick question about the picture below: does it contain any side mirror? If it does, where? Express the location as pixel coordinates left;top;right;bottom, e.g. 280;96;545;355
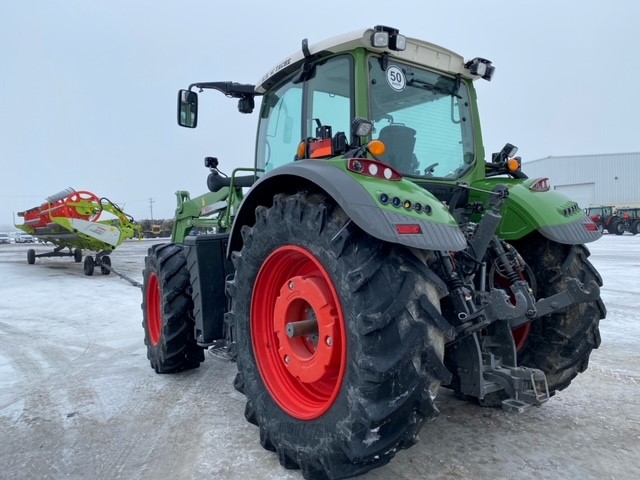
177;89;198;128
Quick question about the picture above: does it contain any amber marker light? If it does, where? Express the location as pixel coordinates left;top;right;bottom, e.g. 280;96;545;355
296;141;307;159
507;157;521;173
367;140;386;157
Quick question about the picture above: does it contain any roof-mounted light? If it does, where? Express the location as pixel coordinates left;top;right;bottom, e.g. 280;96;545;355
371;30;389;48
371;25;406;52
390;33;406;51
465;57;495;81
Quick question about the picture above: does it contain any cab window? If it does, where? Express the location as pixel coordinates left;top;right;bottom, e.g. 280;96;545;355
256;55;353;172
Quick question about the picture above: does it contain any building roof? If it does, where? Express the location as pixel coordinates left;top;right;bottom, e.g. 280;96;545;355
525;151;640;165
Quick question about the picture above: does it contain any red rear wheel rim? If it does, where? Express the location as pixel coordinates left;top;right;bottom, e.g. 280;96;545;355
493;269;532;352
252;246;347;420
147;272;162;346
512;324;531;351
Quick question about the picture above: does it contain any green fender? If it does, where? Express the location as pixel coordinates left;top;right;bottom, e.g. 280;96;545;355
470;177;602;244
227;159;468;256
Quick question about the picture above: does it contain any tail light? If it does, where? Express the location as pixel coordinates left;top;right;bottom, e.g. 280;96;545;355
347;158;402;181
395;224;422;235
530;178;550;192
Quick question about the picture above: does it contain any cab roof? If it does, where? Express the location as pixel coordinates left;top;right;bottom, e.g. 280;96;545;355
256;26;481;93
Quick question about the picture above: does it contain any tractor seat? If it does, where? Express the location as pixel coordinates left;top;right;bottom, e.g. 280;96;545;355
377;124;418;174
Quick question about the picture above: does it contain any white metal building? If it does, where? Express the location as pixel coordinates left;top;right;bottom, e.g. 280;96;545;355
522;152;640;209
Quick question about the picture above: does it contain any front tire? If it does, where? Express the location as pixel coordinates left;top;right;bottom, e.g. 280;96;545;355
228;193;450;480
83;256;94;276
510;234;605;394
141;243;204;373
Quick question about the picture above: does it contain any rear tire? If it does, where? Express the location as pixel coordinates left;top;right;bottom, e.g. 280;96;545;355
510;234;605;394
74;248;82;262
606;218;621;235
141;243;204;373
27;249;36;265
228;193;450;480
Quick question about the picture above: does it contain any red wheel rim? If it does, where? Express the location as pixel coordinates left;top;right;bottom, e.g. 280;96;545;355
512;324;531;352
252;246;347;420
493;269;532;352
62;191;102;222
146;272;162;346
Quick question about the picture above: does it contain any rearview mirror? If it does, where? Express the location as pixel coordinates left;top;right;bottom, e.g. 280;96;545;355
177;89;198;128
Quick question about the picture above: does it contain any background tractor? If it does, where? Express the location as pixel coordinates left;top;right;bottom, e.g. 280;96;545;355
617;207;640;235
141;26;605;480
585;205;624;234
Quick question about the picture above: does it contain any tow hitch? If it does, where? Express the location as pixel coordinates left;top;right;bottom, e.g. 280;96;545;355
482;353;549;412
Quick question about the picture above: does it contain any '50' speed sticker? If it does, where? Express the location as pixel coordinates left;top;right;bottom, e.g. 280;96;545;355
386;65;406;91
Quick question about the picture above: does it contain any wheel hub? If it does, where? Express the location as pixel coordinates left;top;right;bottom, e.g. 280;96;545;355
274;275;340;384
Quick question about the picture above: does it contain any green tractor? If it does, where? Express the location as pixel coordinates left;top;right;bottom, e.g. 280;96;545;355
141;26;605;480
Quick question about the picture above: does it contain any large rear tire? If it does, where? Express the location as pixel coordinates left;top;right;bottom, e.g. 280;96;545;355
606;218;621;235
227;193;450;480
510;234;605;394
141;243;204;373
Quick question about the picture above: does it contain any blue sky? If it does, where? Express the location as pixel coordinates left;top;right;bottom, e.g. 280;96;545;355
2;0;638;226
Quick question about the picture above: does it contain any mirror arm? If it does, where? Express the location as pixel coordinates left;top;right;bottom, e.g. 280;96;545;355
188;82;256;99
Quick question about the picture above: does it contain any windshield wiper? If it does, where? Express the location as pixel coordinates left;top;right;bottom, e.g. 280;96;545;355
407;76;462;98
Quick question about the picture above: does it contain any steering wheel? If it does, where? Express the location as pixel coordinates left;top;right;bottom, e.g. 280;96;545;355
424;162;439;176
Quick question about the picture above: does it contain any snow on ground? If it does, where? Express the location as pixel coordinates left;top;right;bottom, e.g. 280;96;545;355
0;234;638;479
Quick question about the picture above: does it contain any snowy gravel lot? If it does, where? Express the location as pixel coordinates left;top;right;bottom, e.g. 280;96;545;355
1;234;638;480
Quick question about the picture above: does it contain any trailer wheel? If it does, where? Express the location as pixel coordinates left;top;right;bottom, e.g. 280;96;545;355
228;193;450;480
83;256;94;276
74;248;82;262
100;255;111;275
141;243;204;373
510;233;605;394
27;249;36;265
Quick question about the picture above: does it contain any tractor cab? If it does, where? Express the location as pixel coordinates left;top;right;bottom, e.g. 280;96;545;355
177;26;497;193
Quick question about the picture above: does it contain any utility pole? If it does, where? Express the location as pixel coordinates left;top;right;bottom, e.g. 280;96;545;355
148;197;155;220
